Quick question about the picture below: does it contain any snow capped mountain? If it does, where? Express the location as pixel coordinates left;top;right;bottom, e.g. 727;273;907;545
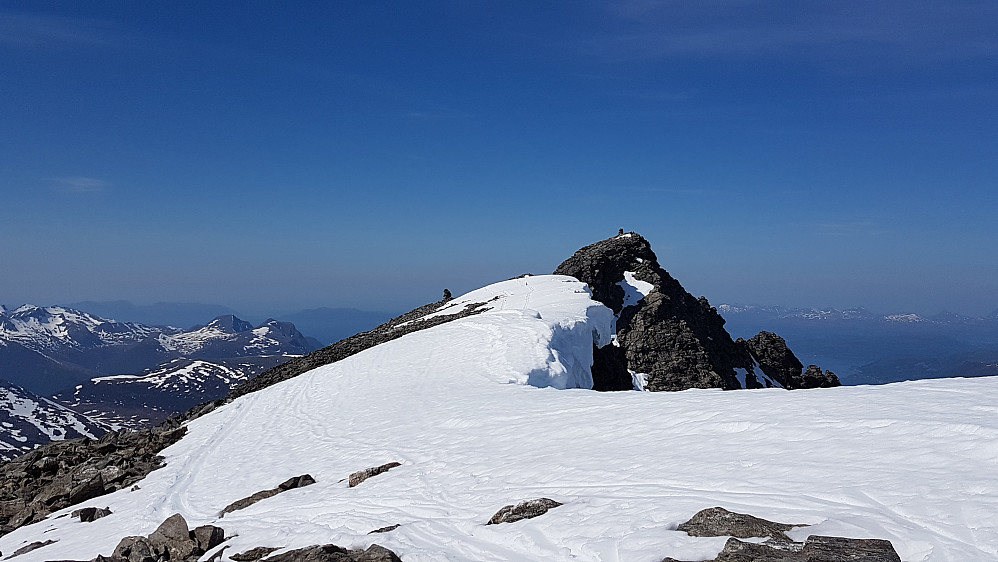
157;317;313;358
0;305;165;352
0;274;994;561
55;356;293;430
0;305;316;395
0;379;107;461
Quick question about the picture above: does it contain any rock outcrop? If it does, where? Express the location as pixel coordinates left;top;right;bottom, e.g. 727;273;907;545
739;332;841;389
556;232;839;391
348;462;401;488
0;421;186;536
555;233;750;391
263;544;402;562
220;474;315;516
487;498;563;524
664;507;901;562
109;513;225;562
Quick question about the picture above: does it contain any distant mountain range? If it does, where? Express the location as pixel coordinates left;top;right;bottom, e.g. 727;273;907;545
61;301;393;345
718;304;998;385
0;305;323;450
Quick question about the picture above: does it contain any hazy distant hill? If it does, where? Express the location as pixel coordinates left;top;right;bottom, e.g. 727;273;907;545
719;304;998;384
276;307;393;345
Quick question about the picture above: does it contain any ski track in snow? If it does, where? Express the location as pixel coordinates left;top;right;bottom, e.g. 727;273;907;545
2;276;997;561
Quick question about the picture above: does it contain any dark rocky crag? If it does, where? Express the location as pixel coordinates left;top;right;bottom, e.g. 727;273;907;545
555;232;840;391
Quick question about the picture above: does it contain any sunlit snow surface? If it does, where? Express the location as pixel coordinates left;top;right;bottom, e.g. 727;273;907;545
3;276;997;561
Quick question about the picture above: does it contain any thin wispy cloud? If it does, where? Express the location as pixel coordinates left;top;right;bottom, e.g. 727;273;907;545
0;12;116;49
811;220;886;237
53;177;110;193
583;1;998;64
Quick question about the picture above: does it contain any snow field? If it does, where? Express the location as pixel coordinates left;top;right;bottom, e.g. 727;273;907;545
1;276;996;561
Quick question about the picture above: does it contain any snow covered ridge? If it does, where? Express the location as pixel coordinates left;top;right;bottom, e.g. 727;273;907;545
0;275;994;561
0;305;163;351
0;380;106;462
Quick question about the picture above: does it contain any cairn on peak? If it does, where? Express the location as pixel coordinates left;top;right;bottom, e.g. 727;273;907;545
555;232;840;391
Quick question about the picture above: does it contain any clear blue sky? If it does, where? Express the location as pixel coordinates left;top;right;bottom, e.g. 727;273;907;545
2;1;996;317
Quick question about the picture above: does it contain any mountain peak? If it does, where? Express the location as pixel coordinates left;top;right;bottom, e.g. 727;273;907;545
205;314;254;333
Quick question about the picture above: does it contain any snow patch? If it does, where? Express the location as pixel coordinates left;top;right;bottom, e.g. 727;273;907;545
617;271;653;308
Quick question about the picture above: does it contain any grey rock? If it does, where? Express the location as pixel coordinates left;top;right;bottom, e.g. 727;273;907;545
801;535;901;561
5;539;57;558
221;474;315;515
230;546;282;561
368;524;400;534
265;544;402;562
676;507;800;542
663;534;901;562
147;513;198;559
487;498;563;524
349;463;401;488
112;535;156;561
667;509;901;562
193;524;225;551
68;473;106;505
72;506;112;522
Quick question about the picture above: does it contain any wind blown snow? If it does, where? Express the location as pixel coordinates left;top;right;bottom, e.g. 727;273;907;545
2;276;996;561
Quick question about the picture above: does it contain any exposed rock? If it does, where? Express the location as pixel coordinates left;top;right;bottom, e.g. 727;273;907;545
71;506;112;522
487;498;562;524
192;524;226;552
107;514;226;562
741;332;805;388
555;232;752;391
668;508;901;562
801;535;900;561
221;474;315;516
663;534;900;562
230;546;281;561
349;463;401;488
676;507;800;543
368;524;400;534
264;544;401;562
0;422;187;537
800;365;841;389
5;539;57;558
740;333;841;389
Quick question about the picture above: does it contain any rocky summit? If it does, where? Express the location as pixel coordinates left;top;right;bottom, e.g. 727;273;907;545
555;231;840;391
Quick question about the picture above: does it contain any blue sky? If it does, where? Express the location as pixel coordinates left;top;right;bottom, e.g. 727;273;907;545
1;1;996;317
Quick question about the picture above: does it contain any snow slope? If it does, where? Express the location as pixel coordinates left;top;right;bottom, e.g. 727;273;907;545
0;380;107;461
2;276;996;561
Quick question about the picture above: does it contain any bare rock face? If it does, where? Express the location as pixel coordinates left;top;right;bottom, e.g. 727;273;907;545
348;462;401;488
555;233;750;391
487;498;563;524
